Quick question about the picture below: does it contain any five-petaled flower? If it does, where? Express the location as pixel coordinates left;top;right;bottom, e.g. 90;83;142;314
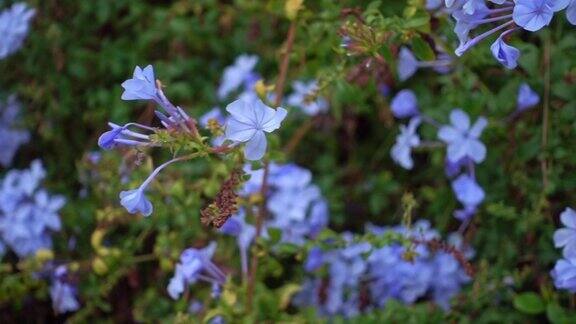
121;65;158;101
438;109;487;164
391;117;421;170
119;189;153;217
554;207;576;259
225;98;288;161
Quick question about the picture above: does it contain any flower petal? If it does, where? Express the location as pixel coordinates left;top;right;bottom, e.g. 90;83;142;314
469;117;488;138
561;208;576;228
262;107;288;132
466;139;487;163
438;126;460;143
244;131;267;161
225;119;257;142
554;228;576;248
226;99;257;125
450;109;470;131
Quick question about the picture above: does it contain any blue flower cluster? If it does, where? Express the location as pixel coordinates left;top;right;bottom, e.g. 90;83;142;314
294;220;472;316
103;59;292;216
390;82;541;223
0;2;35;59
220;163;329;276
389;88;488;223
552;208;576;292
446;0;575;69
217;56;328;161
0;160;66;258
218;55;260;100
49;265;80;314
100;65;203;216
0;95;30;167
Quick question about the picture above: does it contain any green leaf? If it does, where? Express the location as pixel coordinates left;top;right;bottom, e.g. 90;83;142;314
410;36;435;61
268;228;282;245
546;303;572;324
513;292;545;315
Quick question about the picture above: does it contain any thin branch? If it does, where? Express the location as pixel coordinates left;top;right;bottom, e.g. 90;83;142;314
246;20;298;313
541;34;551;194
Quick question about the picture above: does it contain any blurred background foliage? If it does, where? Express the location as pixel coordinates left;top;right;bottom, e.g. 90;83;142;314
2;0;576;322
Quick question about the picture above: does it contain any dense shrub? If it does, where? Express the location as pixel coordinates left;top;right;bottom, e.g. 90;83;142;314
1;0;576;322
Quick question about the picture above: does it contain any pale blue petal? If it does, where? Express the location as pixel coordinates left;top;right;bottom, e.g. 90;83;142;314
567;2;576;24
262;107;288;132
467;139;486;163
244;131;267;160
225;119;257;142
225;99;257;125
438;126;460;143
561;208;576;228
554;229;576;247
469;117;487;138
450;109;470;131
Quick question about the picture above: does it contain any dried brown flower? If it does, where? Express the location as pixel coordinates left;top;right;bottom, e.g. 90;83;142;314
200;169;244;228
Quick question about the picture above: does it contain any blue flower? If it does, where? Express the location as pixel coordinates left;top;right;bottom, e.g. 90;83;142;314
490;33;520;69
451;174;485;220
513;0;555;32
305;247;324;272
321;241;371;316
296;223;472;316
266;164;329;245
555;0;576;24
444;157;470;178
224;98;288;161
449;0;563;67
0;3;35;59
234;163;329;246
200;108;227;146
97;123;125;150
397;48;453;81
391;117;421;170
0;160;65;257
551;258;576;293
268;163;313;189
97;122;153;150
118;65;192;135
267;185;321;224
119;188;153;217
426;0;443;10
0;96;30;167
438;109;487;164
220;210;255;276
200;107;226;128
50;265;80;314
431;252;471;310
118;157;188;216
121;65;158;101
287;80;329;116
517;83;540;112
167;242;226;300
218;55;259;99
554;208;576;259
390;89;419;119
398;47;419;81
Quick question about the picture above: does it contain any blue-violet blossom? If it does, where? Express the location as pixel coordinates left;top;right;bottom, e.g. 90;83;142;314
438;109;487;164
224;98;287;161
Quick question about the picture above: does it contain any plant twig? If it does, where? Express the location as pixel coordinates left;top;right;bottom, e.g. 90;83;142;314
541;33;551;194
284;118;314;155
246;20;298;313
